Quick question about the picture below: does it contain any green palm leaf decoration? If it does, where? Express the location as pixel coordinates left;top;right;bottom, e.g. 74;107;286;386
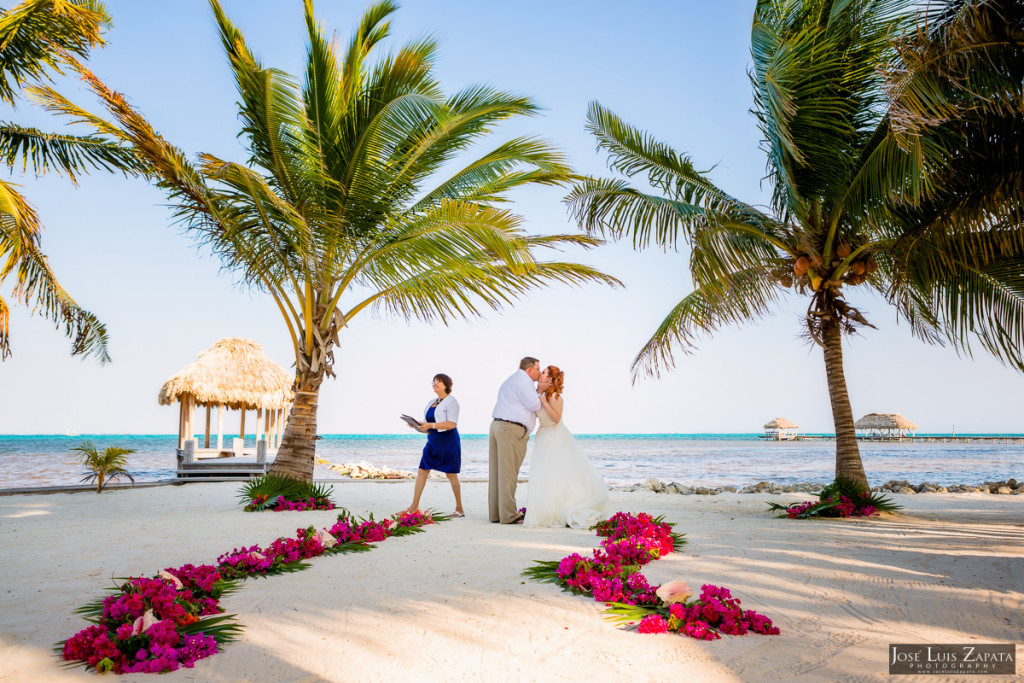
567;0;1024;488
33;0;620;481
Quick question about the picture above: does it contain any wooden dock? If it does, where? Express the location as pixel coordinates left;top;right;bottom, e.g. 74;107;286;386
175;439;271;480
761;435;1024;444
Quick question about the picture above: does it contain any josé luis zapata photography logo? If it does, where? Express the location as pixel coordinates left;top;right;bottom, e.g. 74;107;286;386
889;644;1016;675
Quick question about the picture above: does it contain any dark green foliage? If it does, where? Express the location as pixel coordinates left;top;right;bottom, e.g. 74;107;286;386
71;440;135;492
236;474;334;511
819;476;902;512
767;476;903;518
522;560;561;584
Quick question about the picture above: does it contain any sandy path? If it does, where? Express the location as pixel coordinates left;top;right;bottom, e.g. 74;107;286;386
1;481;1021;682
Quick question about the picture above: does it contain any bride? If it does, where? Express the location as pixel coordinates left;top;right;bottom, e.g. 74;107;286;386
524;365;609;528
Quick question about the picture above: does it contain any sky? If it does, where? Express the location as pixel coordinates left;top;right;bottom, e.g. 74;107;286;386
1;0;1022;436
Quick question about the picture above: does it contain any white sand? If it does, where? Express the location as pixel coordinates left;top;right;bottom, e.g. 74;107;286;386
1;481;1022;682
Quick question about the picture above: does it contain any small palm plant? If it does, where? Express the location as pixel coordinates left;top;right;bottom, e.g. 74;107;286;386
71;441;135;493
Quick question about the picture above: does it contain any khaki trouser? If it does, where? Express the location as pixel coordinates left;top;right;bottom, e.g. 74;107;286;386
488;420;530;523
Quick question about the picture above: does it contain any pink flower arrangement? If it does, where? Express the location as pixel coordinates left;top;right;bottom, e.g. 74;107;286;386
62;507;447;674
525;511;780;642
63;572;228;674
781;493;880;519
395;510;434;527
272;495;335;512
637;614;670;634
656;584;781;639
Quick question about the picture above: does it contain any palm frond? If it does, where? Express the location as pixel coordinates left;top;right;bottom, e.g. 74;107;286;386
585;102;770;222
631;268;783;380
750;0;914;216
894;233;1024;370
0;0;110;104
0;123;139;180
0;191;110;362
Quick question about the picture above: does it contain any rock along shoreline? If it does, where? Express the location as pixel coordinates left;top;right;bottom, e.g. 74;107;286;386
617;478;1024;496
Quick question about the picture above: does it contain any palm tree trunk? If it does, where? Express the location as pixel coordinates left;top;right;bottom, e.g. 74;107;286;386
268;380;321;482
822;318;869;489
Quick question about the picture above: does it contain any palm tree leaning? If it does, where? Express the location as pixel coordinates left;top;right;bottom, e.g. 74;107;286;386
35;0;620;482
0;0;138;362
566;0;1024;489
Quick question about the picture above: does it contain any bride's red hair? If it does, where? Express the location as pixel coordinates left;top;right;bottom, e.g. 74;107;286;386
543;365;564;398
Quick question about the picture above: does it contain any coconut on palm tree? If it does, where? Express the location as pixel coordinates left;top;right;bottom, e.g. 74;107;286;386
0;0;139;362
36;0;620;482
566;0;1024;489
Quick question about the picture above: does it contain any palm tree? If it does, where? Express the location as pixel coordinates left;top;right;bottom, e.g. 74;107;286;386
0;0;139;361
567;0;1024;489
71;440;136;493
36;0;620;482
881;0;1024;361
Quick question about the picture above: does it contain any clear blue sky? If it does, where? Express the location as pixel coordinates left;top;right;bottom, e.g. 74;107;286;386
1;0;1022;435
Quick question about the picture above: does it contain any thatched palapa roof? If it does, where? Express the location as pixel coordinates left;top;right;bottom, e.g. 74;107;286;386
855;413;919;430
159;338;293;410
764;417;798;430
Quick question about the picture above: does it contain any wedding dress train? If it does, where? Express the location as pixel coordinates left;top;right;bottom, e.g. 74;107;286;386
523;408;609;528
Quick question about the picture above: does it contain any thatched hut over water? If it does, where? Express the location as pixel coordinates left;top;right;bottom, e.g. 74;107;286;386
855;413;918;438
159;338;293;451
764;417;799;440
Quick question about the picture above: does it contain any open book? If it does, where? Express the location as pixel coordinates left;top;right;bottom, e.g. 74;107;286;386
400;414;424;430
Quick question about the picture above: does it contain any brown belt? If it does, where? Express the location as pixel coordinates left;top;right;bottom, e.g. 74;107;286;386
494;418;528;432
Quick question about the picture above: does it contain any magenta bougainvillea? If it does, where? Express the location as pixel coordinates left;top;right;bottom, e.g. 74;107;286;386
60;509;445;674
525;511;780;640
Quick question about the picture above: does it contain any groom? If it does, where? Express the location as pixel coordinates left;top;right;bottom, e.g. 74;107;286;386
489;356;549;524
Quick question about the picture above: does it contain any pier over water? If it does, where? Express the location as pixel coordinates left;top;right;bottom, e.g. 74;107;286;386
762;434;1024;444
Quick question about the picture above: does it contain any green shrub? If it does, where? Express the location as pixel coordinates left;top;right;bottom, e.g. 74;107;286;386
237;474;335;512
71;441;136;493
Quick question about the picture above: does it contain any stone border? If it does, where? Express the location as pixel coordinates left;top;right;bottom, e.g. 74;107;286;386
616;478;1024;495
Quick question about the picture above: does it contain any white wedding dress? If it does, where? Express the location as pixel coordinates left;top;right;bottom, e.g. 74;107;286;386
523;406;609;528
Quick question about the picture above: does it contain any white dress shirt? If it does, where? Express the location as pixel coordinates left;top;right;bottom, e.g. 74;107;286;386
492;369;542;432
424;395;459;432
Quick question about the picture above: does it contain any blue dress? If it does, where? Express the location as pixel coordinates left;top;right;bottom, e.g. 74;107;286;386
418;403;461;473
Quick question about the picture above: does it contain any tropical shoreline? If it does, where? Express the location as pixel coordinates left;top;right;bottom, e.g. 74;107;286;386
3;433;1022;491
2;481;1021;681
4;476;1024;500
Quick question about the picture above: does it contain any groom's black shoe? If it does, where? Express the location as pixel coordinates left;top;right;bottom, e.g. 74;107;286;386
506;512;525;525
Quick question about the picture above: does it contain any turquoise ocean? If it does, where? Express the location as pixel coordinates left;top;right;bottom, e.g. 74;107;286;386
1;433;1021;490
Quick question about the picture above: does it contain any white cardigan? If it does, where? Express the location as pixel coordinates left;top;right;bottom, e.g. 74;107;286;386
424;395;460;432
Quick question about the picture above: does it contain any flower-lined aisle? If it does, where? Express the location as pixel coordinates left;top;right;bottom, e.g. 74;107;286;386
59;510;445;674
524;511;780;640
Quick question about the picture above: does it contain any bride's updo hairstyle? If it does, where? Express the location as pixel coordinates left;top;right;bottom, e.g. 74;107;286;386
543;365;564;398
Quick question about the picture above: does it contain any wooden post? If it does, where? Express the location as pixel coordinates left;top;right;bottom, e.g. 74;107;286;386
204;405;211;449
184;395;194;447
256;439;267;464
183;439;195;464
216;405;224;450
256;407;263;441
239;409;246;450
177;400;186;450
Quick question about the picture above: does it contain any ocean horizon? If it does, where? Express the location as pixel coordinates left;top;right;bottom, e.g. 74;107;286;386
2;432;1021;491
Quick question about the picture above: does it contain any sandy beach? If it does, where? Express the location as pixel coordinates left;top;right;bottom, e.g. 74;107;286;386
1;481;1021;682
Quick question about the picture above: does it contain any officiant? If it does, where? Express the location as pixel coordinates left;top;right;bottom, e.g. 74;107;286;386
404;373;464;517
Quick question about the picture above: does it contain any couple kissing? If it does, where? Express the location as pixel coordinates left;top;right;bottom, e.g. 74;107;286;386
488;356;609;527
